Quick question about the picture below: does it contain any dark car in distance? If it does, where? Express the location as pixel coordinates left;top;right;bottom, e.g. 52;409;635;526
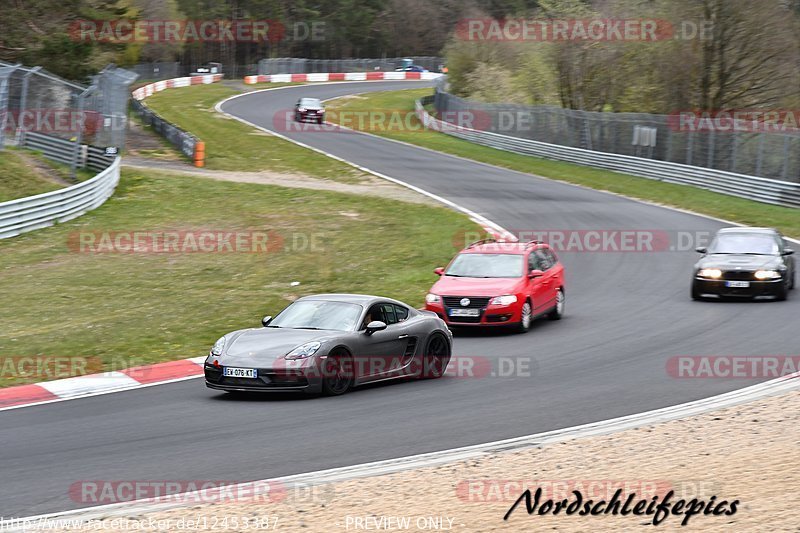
294;97;325;124
692;227;795;301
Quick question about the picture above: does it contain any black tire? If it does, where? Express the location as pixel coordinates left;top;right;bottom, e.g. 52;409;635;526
548;289;565;320
420;333;450;379
691;283;703;301
317;117;324;124
320;350;354;396
776;282;789;301
516;300;533;333
790;268;795;290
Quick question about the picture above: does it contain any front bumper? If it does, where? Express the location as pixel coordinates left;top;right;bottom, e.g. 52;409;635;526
693;277;785;298
295;111;325;122
204;363;323;393
424;301;523;326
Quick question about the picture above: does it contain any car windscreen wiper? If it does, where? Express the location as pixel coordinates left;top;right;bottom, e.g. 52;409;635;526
295;327;322;330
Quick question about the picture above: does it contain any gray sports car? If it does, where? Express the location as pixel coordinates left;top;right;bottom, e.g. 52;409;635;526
204;294;453;395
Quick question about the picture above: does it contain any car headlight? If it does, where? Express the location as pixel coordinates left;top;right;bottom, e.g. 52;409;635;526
697;268;722;279
490;295;518;306
425;293;441;304
754;270;781;280
285;341;322;360
210;336;226;356
298;107;306;112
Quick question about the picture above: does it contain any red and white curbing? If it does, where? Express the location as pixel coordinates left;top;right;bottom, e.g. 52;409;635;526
131;74;223;101
0;357;206;410
244;71;443;84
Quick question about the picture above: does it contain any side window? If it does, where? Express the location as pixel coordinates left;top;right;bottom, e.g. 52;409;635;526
380;303;397;325
535;250;552;270
528;253;540;272
545;248;559;266
363;304;386;328
394;305;409;322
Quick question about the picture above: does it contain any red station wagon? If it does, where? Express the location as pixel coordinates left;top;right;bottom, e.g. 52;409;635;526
424;239;565;332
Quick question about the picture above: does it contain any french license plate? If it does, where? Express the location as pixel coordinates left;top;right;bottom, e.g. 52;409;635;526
223;367;257;378
725;281;750;288
449;308;480;317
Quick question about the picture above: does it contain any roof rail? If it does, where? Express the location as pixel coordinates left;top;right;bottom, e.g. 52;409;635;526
467;238;498;248
524;240;544;248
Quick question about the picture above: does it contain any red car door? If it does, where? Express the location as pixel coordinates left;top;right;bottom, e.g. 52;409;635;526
526;251;553;315
533;248;558;311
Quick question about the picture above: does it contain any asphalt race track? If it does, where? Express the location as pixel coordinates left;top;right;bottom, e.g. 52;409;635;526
2;80;798;516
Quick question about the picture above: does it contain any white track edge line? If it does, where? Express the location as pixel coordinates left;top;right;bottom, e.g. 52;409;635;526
4;371;797;528
0;371;204;413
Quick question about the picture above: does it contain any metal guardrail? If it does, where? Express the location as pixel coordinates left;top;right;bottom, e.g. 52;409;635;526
17;132;116;171
130;74;222;167
130;98;200;162
21;132;75;166
415;96;800;209
0;156;121;239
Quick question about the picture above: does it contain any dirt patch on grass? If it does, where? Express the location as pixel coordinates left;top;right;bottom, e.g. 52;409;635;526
122;158;438;206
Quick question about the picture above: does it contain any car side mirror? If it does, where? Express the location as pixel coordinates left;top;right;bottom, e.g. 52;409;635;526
528;269;544;279
365;320;387;335
783;248;795;256
695;247;707;254
261;315;273;327
434;267;445;276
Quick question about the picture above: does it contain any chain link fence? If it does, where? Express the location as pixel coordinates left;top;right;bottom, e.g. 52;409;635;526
0;61;138;176
258;57;444;75
433;89;800;184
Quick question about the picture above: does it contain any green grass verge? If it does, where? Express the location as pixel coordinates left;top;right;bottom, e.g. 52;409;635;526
0;149;61;202
327;89;800;239
0;148;93;203
142;84;367;182
0;168;478;387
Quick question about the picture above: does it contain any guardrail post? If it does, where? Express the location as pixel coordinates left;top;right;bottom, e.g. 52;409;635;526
71;85;97;178
0;64;20;150
15;66;41;146
707;130;716;169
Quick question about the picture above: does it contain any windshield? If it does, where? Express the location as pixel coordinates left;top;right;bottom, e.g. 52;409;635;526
709;234;779;255
445;253;525;278
299;98;321;107
269;300;362;331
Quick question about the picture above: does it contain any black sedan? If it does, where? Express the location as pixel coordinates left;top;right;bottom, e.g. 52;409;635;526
294;97;325;124
204;294;452;395
692;227;795;301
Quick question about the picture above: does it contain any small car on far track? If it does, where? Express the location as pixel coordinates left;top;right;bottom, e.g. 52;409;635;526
294;97;325;124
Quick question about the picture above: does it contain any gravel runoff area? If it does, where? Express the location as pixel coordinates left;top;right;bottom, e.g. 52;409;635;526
39;388;798;532
122;158;438;206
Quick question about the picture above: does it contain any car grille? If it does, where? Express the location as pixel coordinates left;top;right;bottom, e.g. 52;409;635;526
442;296;491;308
205;365;308;388
721;271;756;281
